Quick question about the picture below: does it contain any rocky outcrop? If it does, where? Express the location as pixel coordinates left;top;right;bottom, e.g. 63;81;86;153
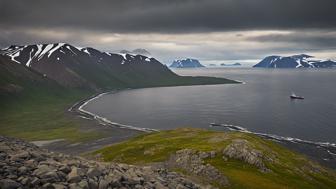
0;136;202;189
166;149;229;187
222;139;270;172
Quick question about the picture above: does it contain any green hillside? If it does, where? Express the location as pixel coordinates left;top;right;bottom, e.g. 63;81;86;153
92;128;336;189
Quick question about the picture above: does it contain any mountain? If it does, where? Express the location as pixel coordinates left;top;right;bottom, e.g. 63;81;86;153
0;54;61;96
0;43;237;93
253;54;336;68
169;58;205;68
221;63;242;66
119;48;151;56
0;43;174;90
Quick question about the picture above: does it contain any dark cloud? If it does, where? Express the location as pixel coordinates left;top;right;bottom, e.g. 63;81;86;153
0;0;335;62
247;31;336;50
0;0;335;33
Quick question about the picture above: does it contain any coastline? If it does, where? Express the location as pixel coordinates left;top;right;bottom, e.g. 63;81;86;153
72;90;158;133
69;80;245;134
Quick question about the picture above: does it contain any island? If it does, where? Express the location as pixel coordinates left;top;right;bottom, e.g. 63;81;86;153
253;54;336;68
221;63;242;66
169;58;205;68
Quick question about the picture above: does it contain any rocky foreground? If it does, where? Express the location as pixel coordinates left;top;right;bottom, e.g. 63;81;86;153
0;136;204;189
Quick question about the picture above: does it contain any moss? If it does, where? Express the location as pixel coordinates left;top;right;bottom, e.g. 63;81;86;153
0;88;108;142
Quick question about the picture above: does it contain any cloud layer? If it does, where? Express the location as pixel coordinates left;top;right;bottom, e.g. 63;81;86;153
1;0;335;33
0;0;335;65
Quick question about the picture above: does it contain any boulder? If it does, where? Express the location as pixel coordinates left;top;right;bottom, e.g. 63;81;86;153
67;167;81;183
10;151;30;162
98;179;109;189
223;139;268;172
52;184;67;189
59;165;71;174
167;149;229;187
78;180;89;189
87;167;102;178
33;164;54;177
87;178;98;189
0;179;21;189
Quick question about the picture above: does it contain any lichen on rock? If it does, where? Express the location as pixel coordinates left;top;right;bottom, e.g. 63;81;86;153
166;149;229;187
222;139;271;172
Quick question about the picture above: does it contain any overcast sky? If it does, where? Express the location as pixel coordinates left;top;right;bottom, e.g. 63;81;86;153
1;0;335;65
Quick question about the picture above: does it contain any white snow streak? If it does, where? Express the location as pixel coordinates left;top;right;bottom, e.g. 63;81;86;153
48;43;65;57
118;53;127;60
38;44;54;60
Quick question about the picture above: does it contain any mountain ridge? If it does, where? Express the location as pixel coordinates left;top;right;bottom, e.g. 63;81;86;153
253;54;336;68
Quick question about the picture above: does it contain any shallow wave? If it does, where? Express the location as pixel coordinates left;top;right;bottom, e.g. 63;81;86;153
210;123;336;156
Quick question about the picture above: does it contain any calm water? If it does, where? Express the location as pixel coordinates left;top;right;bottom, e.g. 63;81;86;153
84;68;336;144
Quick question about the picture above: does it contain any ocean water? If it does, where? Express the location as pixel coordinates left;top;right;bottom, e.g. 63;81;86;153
83;68;336;167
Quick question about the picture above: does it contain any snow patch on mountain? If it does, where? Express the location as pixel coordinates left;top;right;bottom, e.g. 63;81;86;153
38;44;54;60
48;43;65;57
118;53;127;60
170;58;205;68
253;54;336;68
1;43;156;67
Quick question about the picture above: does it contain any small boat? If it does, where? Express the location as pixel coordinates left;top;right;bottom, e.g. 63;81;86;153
290;93;304;99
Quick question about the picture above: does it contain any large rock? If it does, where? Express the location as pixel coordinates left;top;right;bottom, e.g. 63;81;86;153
10;151;30;161
52;184;67;189
0;179;21;189
67;167;81;183
86;167;102;178
167;149;229;187
33;164;54;177
98;179;109;189
78;180;89;189
223;139;270;172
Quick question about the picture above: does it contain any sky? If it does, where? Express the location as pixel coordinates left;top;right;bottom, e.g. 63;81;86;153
1;0;336;66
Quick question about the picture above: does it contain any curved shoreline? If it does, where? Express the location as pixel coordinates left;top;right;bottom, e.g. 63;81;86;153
68;80;245;134
68;89;158;133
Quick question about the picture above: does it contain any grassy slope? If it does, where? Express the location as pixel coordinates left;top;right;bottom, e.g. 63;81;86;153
0;56;106;141
0;89;104;142
93;128;336;189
